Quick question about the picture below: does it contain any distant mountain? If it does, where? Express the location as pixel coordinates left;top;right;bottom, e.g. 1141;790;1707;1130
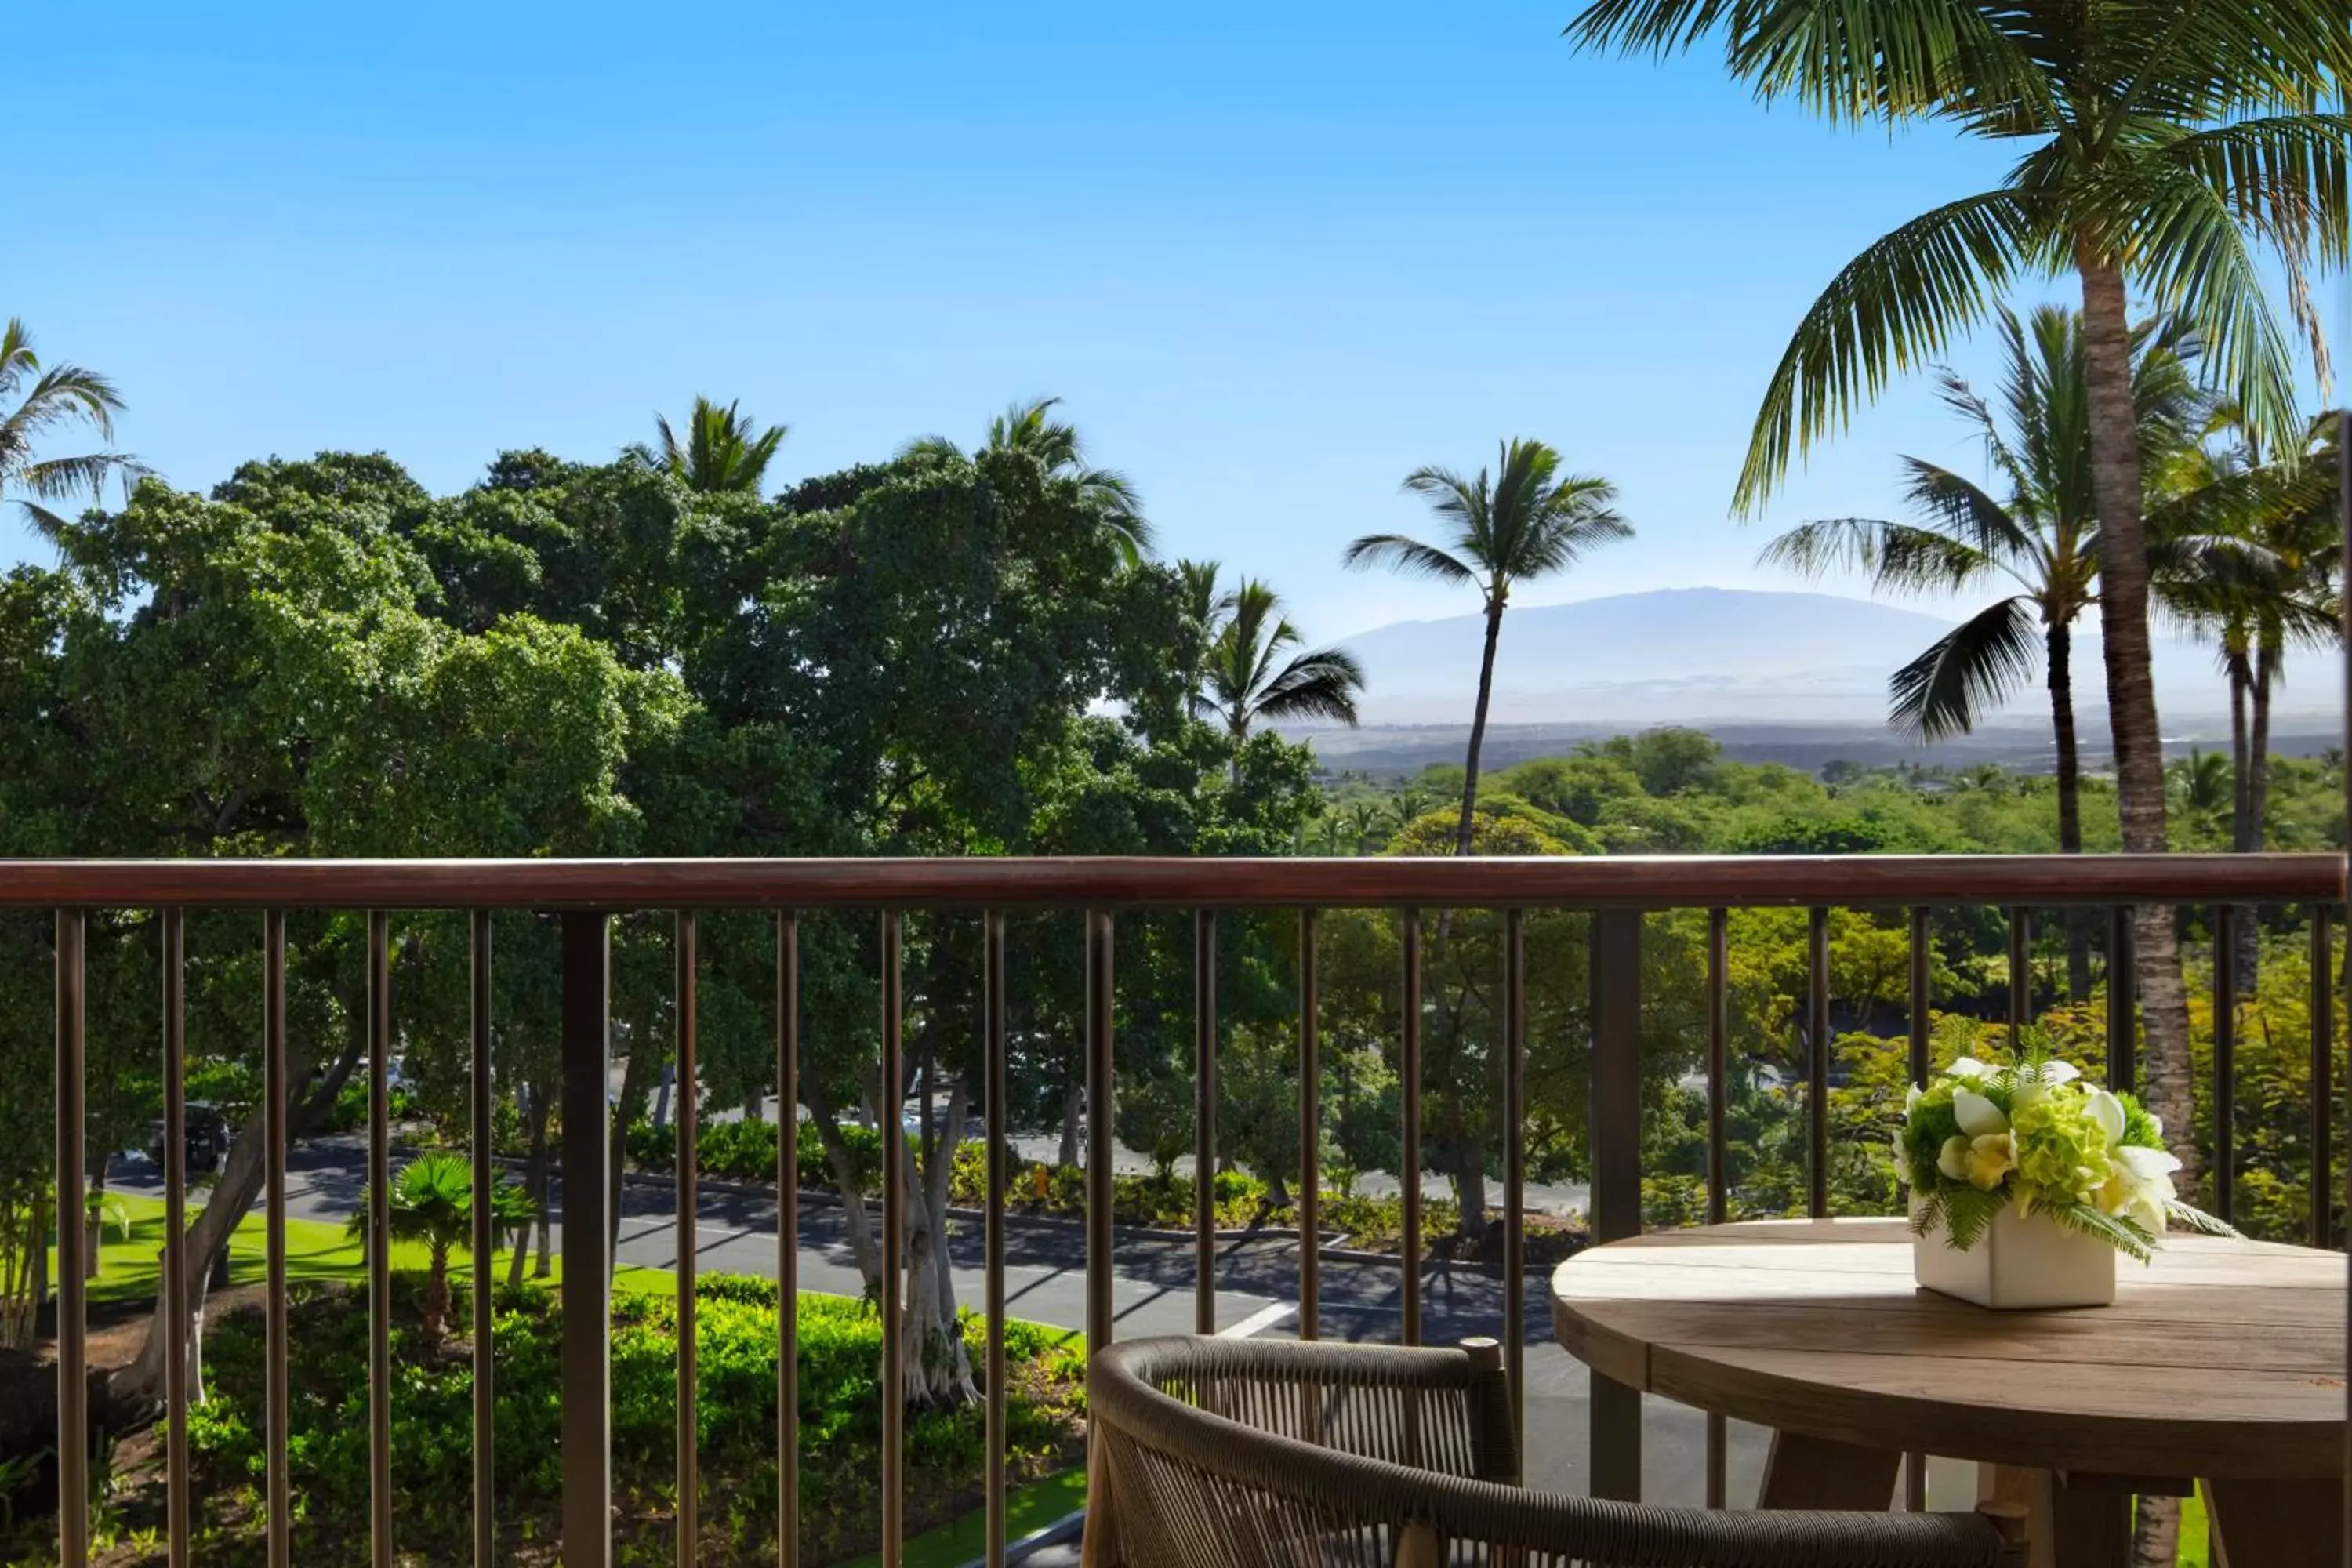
1323;586;2273;728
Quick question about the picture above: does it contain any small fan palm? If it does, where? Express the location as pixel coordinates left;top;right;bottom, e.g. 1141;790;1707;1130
1192;577;1364;772
0;319;146;537
1344;439;1631;855
905;397;1153;563
348;1150;534;1341
629;397;786;494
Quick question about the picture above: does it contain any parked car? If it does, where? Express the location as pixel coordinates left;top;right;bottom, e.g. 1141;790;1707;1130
148;1102;233;1174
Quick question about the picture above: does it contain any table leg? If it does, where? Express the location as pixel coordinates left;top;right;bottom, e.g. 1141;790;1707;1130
1980;1468;2132;1568
2203;1477;2343;1568
1758;1432;1901;1511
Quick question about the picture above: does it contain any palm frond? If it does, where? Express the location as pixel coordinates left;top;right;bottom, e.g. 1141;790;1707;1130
1737;188;2040;514
1341;532;1479;586
1251;648;1367;728
1887;594;2040;742
1759;514;1994;594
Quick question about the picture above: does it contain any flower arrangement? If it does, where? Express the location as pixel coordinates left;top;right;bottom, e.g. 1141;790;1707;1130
1900;1041;2234;1261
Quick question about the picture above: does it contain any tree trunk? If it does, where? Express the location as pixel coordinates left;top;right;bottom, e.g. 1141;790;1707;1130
1057;1080;1082;1170
2236;642;2276;992
607;1047;651;1265
898;1075;975;1406
1452;600;1508;856
2077;256;2198;1194
1450;1136;1488;1240
514;1083;550;1286
114;1016;369;1410
2049;619;2092;1000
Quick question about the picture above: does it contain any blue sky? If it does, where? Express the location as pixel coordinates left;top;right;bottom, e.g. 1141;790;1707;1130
16;2;2099;641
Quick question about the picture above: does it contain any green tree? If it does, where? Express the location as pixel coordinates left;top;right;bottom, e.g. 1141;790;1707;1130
1190;575;1364;770
1568;5;2352;1282
1761;306;2207;996
347;1151;535;1341
1344;439;1632;855
0;318;144;537
905;396;1153;564
628;396;786;494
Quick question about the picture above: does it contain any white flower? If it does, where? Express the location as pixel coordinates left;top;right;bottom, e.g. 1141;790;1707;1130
1962;1134;2015;1190
2098;1144;2181;1232
1953;1089;2009;1138
1906;1083;1924;1114
2034;1060;2082;1087
1936;1135;1973;1182
2085;1087;2126;1147
1946;1058;1996;1080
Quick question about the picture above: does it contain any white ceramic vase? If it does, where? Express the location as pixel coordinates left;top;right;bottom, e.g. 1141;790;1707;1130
1910;1196;2116;1309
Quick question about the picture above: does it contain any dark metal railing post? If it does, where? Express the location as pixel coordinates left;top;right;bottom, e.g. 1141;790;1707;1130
1400;908;1423;1348
880;913;906;1568
985;912;1009;1568
1588;909;1642;1503
676;911;700;1567
1704;907;1727;1509
2313;908;2335;1250
2007;908;2032;1039
264;909;291;1568
1194;910;1217;1334
1085;911;1115;1353
2107;907;2137;1092
470;910;495;1568
1904;907;1930;1513
1501;909;1526;1441
1298;909;1321;1342
776;913;800;1568
1806;907;1829;1219
162;907;191;1568
366;912;394;1568
559;912;612;1568
2215;906;2238;1226
55;908;88;1568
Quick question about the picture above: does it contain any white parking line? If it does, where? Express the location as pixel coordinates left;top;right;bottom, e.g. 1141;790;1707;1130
1218;1299;1298;1338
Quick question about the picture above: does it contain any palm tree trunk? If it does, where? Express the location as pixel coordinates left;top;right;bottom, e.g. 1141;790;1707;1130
2079;253;2195;1568
2226;650;2260;993
2228;651;2252;850
1453;600;1508;856
2048;620;2091;1000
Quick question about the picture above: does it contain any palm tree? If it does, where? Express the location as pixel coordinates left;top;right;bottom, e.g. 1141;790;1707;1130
1191;577;1365;772
628;397;786;494
348;1151;533;1341
906;397;1153;564
1344;440;1631;855
1760;306;2207;997
1;319;144;536
1568;5;2352;1269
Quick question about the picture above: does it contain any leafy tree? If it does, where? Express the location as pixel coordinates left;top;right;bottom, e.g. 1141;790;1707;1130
1189;575;1364;769
904;396;1153;564
0;318;145;537
627;397;786;494
347;1151;534;1341
1344;439;1631;855
1760;306;2207;996
1568;4;2352;1284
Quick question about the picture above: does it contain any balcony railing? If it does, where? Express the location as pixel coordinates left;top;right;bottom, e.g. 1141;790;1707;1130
22;850;2348;1568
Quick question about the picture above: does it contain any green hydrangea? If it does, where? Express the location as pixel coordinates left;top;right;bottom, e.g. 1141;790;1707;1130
2008;1083;2115;1209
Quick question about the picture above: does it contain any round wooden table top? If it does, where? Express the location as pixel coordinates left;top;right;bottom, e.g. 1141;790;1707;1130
1550;1217;2347;1480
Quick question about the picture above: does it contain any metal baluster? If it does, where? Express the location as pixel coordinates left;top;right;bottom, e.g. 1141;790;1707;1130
1807;907;1828;1220
1401;909;1423;1348
2008;909;2031;1039
265;909;291;1568
1502;909;1526;1445
1588;910;1643;1503
985;913;1009;1568
1194;911;1216;1334
1086;912;1115;1353
2216;906;2237;1226
2336;404;2350;1560
677;912;699;1566
56;908;88;1568
560;912;612;1568
1298;908;1320;1342
163;909;191;1568
2107;908;2136;1092
776;913;800;1568
470;910;495;1568
1704;907;1727;1510
880;913;906;1568
368;911;394;1568
2314;909;2335;1250
1904;908;1929;1513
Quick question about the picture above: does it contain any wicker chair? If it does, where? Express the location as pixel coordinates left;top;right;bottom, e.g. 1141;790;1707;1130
1084;1337;2025;1568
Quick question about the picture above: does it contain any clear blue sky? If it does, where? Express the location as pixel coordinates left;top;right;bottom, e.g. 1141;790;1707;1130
16;1;2091;641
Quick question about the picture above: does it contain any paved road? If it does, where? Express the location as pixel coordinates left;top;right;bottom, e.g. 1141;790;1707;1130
111;1138;1767;1508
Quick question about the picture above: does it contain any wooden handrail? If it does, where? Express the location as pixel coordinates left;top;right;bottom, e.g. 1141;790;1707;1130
0;851;2337;909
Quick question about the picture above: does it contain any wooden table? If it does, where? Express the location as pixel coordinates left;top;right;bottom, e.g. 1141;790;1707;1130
1551;1218;2346;1568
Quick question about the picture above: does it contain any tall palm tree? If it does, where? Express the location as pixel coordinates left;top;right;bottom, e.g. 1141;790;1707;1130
1192;576;1365;772
906;397;1153;564
1344;440;1631;855
629;397;786;494
1760;306;2207;997
1;318;143;536
1568;5;2352;1263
